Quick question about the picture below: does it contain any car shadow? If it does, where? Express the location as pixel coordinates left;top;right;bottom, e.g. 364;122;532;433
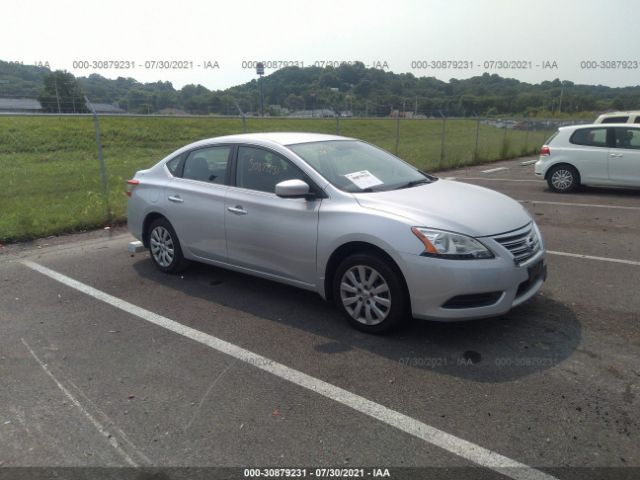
132;258;581;383
548;185;640;198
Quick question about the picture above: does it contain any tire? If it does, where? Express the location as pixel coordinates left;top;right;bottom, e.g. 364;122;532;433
333;252;409;333
547;164;580;193
147;218;189;273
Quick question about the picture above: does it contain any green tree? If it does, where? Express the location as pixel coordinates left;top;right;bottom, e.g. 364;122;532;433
284;94;305;111
38;71;87;113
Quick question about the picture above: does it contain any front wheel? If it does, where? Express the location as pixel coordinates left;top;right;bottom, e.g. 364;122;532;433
547;164;579;193
333;253;409;333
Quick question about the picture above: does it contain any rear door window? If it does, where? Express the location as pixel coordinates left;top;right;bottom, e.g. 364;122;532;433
182;146;231;184
569;128;608;147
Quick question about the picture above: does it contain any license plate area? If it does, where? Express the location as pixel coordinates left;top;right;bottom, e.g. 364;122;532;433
528;260;546;283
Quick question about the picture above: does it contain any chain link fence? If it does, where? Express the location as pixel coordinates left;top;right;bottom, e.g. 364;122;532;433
0;111;586;243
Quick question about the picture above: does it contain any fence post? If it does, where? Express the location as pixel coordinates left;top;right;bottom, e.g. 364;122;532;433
502;123;508;157
439;111;447;166
473;115;480;163
394;111;401;155
85;97;112;225
231;98;247;133
336;114;340;135
524;116;530;153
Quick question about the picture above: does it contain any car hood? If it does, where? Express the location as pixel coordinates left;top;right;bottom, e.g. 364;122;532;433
354;179;531;237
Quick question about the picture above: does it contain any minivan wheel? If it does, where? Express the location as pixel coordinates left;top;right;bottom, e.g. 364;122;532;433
333;253;408;333
147;218;188;273
547;165;579;193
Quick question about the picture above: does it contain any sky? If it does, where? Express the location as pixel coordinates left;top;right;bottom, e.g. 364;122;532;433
2;0;639;90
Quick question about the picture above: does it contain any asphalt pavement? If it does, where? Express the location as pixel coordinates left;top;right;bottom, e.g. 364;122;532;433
1;156;638;480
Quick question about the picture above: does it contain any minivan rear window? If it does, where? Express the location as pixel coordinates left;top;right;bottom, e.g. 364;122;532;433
601;116;629;123
569;128;608;147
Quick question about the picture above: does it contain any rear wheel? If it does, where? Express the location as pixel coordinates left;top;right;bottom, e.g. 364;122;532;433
547;164;579;193
147;218;188;273
333;253;408;333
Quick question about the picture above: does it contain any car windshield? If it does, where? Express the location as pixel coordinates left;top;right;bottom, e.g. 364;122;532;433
288;140;433;193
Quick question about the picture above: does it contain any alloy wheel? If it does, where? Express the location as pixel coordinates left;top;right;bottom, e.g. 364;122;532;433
339;265;391;325
150;226;175;268
550;169;574;190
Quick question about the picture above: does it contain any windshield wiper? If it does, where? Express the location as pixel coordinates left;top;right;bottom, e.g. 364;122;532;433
396;178;431;190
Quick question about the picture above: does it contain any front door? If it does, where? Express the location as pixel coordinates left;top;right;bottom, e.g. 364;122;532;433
224;145;320;286
608;127;640;186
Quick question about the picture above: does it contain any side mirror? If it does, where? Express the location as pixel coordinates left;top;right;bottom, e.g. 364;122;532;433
275;179;311;198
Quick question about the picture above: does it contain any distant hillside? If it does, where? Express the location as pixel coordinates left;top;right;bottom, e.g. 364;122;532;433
1;59;640;116
0;61;50;97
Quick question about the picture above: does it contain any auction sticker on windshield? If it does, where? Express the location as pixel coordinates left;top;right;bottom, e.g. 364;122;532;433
344;170;384;189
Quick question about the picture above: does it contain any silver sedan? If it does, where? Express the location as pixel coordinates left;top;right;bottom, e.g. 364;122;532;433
127;133;546;332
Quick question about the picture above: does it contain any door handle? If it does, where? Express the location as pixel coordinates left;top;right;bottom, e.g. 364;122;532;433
227;206;248;215
168;195;184;203
609;153;623;157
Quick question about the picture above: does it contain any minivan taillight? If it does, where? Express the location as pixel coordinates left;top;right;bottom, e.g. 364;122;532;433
126;179;139;197
539;145;551;156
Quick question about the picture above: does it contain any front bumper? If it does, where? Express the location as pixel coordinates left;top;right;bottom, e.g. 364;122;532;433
399;248;546;321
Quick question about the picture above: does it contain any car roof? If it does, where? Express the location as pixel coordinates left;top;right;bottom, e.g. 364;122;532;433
559;123;640;131
186;132;355;149
597;111;640;116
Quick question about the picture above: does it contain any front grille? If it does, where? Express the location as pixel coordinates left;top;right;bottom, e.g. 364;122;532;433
493;223;540;265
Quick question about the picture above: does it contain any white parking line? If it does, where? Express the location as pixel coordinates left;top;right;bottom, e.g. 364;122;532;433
455;177;545;183
21;338;149;467
520;160;538;166
481;167;509;174
21;260;558;480
547;251;640;266
520;200;640;211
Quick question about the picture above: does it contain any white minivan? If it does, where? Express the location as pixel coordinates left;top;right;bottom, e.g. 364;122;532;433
594;111;640;124
535;124;640;192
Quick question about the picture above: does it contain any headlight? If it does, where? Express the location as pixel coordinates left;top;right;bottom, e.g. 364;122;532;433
411;227;494;259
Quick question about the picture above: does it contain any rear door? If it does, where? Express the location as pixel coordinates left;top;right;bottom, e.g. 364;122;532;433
608;127;640;186
163;145;232;262
224;145;321;286
566;126;610;183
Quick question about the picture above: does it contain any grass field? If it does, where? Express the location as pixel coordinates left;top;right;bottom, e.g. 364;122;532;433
0;115;555;242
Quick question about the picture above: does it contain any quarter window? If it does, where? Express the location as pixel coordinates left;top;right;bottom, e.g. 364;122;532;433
165;153;184;176
236;146;306;193
182;146;231;184
569;128;608;148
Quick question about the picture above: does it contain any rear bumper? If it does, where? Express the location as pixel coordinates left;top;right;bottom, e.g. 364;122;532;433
534;159;547;177
399;249;546;321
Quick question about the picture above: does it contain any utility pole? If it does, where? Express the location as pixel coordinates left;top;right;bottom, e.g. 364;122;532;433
256;62;264;117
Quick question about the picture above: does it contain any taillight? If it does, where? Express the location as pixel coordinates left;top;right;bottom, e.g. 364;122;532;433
540;145;551;156
126;179;139;197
